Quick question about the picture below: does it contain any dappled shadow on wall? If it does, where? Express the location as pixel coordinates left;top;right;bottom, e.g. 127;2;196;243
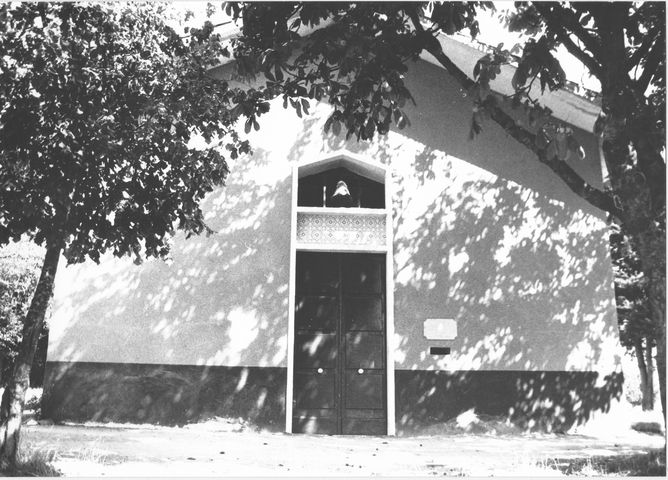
390;145;621;433
45;147;291;428
262;108;622;433
394;370;623;434
43;362;285;428
43;92;623;432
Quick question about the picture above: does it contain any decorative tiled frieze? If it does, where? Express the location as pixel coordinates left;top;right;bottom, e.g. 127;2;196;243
296;211;386;247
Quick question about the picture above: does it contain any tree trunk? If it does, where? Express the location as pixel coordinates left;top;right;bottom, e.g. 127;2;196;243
649;278;666;425
0;242;61;470
643;337;655;411
635;339;651;409
595;11;666;426
656;326;667;425
632;223;666;425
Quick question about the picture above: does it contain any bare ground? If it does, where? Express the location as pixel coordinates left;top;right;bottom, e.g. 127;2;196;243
17;421;665;477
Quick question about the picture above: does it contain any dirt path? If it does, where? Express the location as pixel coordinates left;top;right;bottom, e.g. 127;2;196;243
20;423;665;476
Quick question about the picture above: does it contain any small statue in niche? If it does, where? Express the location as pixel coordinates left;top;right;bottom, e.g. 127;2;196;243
329;180;354;207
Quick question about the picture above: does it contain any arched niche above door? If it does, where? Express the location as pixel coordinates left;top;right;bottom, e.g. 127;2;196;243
296;152;387;209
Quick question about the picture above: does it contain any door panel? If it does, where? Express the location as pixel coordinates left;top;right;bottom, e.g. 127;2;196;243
293;371;336;409
342;418;386;435
342;255;382;294
344;296;383;331
293;368;337;434
345;371;384;409
295;295;338;331
345;332;384;369
294;333;338;368
296;252;339;294
293;252;386;435
294;417;338;434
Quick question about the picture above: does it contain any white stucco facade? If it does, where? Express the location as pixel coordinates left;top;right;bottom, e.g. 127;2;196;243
47;56;621;378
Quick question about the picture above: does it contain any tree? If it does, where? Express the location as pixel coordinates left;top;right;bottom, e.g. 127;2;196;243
611;222;659;410
505;1;665;422
221;1;666;422
0;242;45;389
0;2;251;467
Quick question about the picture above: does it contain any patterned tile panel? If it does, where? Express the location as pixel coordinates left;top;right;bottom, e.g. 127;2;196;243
296;212;386;247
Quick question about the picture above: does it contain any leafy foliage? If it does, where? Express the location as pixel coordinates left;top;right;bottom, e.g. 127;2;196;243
0;2;251;263
609;215;664;409
610;224;656;351
0;242;43;387
222;2;596;192
506;2;665;211
226;2;491;141
0;2;260;465
0;242;49;389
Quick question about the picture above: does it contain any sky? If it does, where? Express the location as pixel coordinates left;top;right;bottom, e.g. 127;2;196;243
166;1;232;33
473;6;601;92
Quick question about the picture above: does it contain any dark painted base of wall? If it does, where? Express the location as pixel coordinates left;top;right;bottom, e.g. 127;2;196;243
42;362;286;430
42;362;623;435
394;369;624;434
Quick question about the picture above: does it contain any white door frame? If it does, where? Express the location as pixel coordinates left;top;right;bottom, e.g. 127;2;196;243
285;151;395;435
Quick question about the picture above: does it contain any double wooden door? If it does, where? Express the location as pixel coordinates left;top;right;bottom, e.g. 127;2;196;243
292;252;387;435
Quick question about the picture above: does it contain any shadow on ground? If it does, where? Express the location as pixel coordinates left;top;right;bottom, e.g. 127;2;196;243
547;448;666;476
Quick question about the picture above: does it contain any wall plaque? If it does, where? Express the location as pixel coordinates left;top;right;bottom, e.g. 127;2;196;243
423;318;457;340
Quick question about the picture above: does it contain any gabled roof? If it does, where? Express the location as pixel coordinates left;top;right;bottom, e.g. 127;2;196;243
425;35;599;132
210;24;600;133
296;151;386;183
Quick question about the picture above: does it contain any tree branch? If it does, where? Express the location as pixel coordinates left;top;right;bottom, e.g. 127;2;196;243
552;3;604;58
636;41;664;94
536;149;622;217
178;20;234;39
626;27;660;71
533;3;603;78
407;9;621;218
539;3;604;62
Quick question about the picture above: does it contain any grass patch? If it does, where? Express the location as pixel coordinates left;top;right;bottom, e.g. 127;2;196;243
1;442;129;477
56;447;129;466
545;449;666;476
0;448;61;477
